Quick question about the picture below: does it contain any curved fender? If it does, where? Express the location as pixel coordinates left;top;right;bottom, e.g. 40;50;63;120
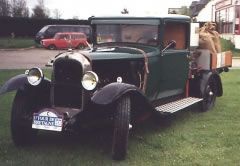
0;74;51;95
91;82;145;105
200;72;223;97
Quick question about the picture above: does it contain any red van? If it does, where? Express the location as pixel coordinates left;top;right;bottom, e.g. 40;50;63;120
41;32;88;50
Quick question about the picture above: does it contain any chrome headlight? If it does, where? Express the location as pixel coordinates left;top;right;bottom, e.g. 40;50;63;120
25;68;44;86
81;71;99;90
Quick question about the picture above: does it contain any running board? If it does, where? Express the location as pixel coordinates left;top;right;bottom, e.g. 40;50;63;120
155;97;203;114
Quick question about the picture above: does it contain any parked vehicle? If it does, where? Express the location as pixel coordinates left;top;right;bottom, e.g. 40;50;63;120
35;24;91;44
0;15;232;160
41;32;88;50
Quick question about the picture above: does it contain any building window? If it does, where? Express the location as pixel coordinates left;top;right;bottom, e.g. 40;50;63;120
216;6;235;33
235;6;240;35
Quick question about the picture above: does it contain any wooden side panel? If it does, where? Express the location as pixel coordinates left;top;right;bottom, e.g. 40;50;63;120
163;23;187;49
213;51;232;69
195;49;232;70
224;51;232;67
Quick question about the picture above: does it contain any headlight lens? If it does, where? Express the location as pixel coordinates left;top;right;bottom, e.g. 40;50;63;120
81;71;98;90
25;68;44;86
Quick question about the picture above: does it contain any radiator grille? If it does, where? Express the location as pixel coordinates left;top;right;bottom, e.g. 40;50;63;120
52;58;83;108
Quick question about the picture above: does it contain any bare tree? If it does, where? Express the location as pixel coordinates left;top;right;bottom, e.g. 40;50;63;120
53;8;62;19
0;0;11;16
31;0;49;18
180;6;190;16
11;0;29;17
72;15;79;19
121;8;129;14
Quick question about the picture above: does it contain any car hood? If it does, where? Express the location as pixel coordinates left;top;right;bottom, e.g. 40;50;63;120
53;46;159;63
86;46;159;61
41;38;55;42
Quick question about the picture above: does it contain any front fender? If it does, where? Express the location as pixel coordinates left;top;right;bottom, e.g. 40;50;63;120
91;83;145;105
0;74;51;95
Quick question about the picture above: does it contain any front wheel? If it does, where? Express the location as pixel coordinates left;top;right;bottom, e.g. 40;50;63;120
11;90;38;146
112;95;131;160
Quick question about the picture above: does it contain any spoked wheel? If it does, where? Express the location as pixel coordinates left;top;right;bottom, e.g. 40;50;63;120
201;77;216;112
112;95;131;160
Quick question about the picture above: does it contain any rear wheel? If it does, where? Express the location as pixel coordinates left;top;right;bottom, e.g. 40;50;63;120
112;95;131;160
200;76;217;111
77;44;86;50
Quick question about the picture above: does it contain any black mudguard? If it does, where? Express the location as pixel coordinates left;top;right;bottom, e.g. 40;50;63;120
200;72;223;97
91;82;146;105
0;74;51;95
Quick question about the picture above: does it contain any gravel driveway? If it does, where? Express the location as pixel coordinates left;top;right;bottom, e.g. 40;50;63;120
0;48;239;69
0;48;61;69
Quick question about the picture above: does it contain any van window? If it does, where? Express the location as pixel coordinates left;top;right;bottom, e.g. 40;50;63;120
47;27;57;34
61;27;71;32
39;26;49;33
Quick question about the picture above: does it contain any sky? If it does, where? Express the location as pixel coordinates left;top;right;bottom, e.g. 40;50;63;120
27;0;194;19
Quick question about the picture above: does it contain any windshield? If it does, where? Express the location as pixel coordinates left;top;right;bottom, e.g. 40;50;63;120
96;24;158;46
39;26;49;33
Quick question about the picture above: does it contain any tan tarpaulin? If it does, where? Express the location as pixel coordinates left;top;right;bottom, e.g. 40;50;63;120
199;22;221;68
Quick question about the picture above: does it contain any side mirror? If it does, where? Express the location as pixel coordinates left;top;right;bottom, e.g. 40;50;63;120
162;40;176;53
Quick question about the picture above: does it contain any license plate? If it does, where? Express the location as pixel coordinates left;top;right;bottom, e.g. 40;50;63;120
32;111;63;131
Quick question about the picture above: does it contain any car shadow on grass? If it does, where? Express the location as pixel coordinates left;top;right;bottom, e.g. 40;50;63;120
19;105;204;160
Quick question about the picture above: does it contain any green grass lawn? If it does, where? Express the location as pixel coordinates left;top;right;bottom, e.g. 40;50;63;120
0;38;35;49
0;69;240;165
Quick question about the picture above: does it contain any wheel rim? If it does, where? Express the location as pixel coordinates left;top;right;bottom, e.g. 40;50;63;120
203;78;216;110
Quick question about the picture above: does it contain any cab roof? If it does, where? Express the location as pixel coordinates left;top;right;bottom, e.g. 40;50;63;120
90;14;191;25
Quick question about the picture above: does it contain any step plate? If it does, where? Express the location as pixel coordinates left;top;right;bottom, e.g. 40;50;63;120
155;97;203;114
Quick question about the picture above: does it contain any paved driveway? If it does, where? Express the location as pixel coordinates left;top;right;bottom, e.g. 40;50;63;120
0;48;239;69
0;48;61;69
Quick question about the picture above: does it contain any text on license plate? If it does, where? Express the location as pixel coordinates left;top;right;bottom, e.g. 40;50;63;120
32;111;63;132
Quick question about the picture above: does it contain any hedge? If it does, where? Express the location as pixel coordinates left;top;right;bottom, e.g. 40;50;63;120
0;16;89;37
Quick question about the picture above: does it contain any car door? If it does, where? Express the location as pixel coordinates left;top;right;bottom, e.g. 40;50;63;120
58;34;69;48
155;20;190;100
71;34;79;47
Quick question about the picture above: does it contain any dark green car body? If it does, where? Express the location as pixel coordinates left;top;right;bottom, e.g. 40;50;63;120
89;15;190;102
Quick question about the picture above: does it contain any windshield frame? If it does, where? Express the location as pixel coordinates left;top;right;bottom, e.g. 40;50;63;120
92;23;160;47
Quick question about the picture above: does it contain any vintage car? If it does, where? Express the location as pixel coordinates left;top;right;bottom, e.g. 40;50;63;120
41;32;88;50
0;15;232;160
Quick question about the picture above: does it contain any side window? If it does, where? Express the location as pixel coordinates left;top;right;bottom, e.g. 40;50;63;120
58;34;64;39
46;27;56;34
80;34;86;39
71;34;78;39
59;34;69;39
163;22;188;49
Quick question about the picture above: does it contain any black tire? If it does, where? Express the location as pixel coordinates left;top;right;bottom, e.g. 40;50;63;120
112;95;131;160
200;76;217;112
48;44;56;50
11;88;47;146
77;44;85;50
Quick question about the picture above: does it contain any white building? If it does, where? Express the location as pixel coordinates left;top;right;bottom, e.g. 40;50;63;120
190;0;240;49
196;0;218;22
